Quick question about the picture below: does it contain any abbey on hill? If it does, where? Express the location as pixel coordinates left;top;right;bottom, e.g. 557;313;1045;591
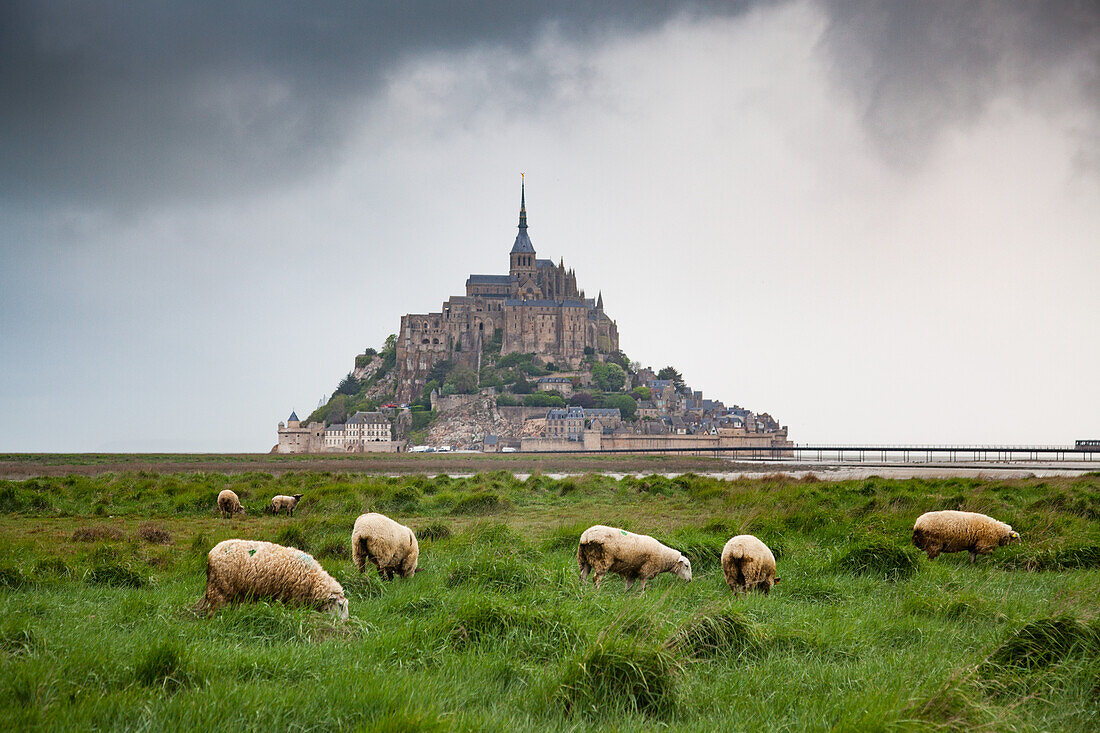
396;180;619;402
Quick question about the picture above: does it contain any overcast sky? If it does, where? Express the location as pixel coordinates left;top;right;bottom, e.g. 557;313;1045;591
1;1;1097;451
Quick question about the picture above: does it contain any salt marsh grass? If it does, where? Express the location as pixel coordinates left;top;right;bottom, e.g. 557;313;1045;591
0;471;1097;730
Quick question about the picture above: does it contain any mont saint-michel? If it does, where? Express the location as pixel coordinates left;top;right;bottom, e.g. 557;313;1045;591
277;182;790;453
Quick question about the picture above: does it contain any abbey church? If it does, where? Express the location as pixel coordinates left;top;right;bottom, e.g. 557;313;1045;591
396;181;619;402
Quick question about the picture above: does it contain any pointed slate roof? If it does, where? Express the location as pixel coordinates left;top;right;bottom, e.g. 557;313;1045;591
288;411;299;422
510;178;535;254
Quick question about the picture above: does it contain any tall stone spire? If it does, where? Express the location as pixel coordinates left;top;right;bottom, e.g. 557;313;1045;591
510;173;535;255
597;291;604;310
518;174;527;229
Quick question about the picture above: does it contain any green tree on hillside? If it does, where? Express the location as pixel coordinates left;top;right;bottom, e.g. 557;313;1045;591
599;393;637;420
591;362;610;391
658;366;685;390
569;392;596;408
606;363;627;392
446;366;478;394
523;393;566;407
336;372;361;396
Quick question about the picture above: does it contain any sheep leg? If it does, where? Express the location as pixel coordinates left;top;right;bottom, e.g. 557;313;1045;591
638;577;648;593
593;571;606;588
624;577;635;591
579;564;590;582
969;550;977;564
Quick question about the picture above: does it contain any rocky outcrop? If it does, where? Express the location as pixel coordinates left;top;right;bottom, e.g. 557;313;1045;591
425;396;548;447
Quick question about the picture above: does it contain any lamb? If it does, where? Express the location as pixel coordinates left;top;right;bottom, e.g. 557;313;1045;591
577;525;692;591
194;539;348;619
721;535;780;595
351;512;419;579
217;489;245;519
912;510;1020;562
270;494;304;516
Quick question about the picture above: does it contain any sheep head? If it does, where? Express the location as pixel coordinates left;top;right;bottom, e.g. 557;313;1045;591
672;555;692;582
323;594;349;621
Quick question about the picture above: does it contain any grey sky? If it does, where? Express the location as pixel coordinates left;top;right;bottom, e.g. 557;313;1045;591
1;1;1097;451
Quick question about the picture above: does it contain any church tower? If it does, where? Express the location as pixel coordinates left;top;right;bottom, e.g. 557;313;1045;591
509;176;538;297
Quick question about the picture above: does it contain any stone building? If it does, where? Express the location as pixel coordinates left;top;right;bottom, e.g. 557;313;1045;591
276;411;324;453
546;406;623;440
278;410;399;453
396;180;619;402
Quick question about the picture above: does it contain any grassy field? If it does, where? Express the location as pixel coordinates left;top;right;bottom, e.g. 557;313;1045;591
1;470;1098;731
0;452;738;479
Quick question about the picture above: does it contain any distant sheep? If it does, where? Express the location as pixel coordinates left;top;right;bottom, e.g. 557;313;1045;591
912;510;1020;562
577;525;692;591
217;489;245;519
270;494;304;516
351;513;419;579
195;539;348;619
722;535;779;595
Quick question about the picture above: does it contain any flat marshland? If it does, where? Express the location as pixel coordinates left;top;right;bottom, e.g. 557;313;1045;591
2;471;1098;731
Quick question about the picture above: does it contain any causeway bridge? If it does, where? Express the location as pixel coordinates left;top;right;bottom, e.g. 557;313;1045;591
532;444;1099;464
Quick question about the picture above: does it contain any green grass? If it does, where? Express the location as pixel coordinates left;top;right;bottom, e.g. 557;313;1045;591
1;471;1098;730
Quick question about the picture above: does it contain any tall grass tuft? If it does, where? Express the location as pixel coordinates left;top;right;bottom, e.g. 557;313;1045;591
446;556;530;593
0;565;29;588
416;521;452;542
834;540;919;581
449;492;508;515
988;616;1099;671
133;641;192;689
276;526;310;551
557;639;679;719
137;523;171;544
72;525;123;542
665;608;763;659
85;564;145;588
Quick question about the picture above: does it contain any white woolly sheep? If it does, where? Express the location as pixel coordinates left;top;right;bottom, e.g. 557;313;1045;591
577;525;692;591
217;489;245;519
912;510;1020;562
270;494;304;516
722;535;780;595
195;539;348;619
351;512;419;580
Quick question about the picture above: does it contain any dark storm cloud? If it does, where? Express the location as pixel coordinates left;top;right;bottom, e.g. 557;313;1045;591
2;1;1097;210
818;0;1100;169
0;0;744;207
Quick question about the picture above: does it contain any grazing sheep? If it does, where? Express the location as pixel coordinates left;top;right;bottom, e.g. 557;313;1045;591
577;525;692;591
195;539;348;619
912;510;1020;562
351;513;419;580
217;489;245;519
270;494;304;516
722;535;780;595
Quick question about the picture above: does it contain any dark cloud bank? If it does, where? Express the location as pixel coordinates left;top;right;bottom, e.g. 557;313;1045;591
1;0;1096;209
